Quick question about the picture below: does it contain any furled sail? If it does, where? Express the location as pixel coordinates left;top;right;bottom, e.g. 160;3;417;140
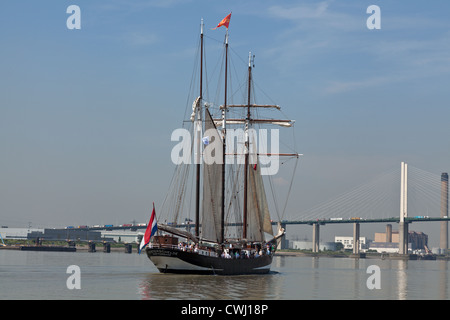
201;109;223;243
158;224;198;243
246;160;274;242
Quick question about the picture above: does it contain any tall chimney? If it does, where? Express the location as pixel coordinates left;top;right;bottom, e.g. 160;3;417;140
440;173;448;252
386;224;392;243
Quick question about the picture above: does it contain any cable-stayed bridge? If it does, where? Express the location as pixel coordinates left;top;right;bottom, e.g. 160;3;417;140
287;163;445;222
280;162;449;255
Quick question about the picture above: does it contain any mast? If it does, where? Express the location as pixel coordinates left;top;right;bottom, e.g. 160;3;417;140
220;30;228;244
243;52;252;240
195;19;203;237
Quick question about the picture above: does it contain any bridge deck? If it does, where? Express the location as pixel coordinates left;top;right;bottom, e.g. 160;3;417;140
86;216;450;231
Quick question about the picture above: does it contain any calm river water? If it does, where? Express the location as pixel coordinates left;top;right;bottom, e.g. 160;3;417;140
0;249;449;300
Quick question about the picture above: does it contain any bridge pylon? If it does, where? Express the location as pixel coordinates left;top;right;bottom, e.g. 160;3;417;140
312;223;320;253
398;162;409;255
399;162;410;255
440;173;448;254
353;222;360;255
400;162;408;223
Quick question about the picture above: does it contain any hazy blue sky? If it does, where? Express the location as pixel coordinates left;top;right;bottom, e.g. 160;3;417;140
1;1;449;246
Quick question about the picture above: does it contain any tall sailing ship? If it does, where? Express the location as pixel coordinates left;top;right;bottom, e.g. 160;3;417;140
144;16;299;275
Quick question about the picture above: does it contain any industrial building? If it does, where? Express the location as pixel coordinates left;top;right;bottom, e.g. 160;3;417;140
0;227;43;240
100;230;142;243
0;227;113;242
28;228;107;242
369;224;429;253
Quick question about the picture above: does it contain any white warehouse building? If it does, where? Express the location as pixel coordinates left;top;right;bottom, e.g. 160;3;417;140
288;240;337;251
335;236;369;250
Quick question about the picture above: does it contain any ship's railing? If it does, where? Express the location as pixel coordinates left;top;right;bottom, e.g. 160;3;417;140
198;249;219;258
148;243;178;250
148;243;218;257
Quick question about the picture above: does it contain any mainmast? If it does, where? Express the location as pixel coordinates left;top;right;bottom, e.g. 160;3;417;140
220;30;228;244
243;52;253;239
195;19;204;237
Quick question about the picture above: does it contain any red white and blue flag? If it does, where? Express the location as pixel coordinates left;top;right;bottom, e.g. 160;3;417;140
139;203;158;254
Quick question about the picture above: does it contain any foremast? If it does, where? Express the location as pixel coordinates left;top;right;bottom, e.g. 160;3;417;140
220;29;229;244
194;19;204;238
243;52;253;239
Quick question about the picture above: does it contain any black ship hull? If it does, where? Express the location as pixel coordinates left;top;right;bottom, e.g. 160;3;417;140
145;247;273;275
